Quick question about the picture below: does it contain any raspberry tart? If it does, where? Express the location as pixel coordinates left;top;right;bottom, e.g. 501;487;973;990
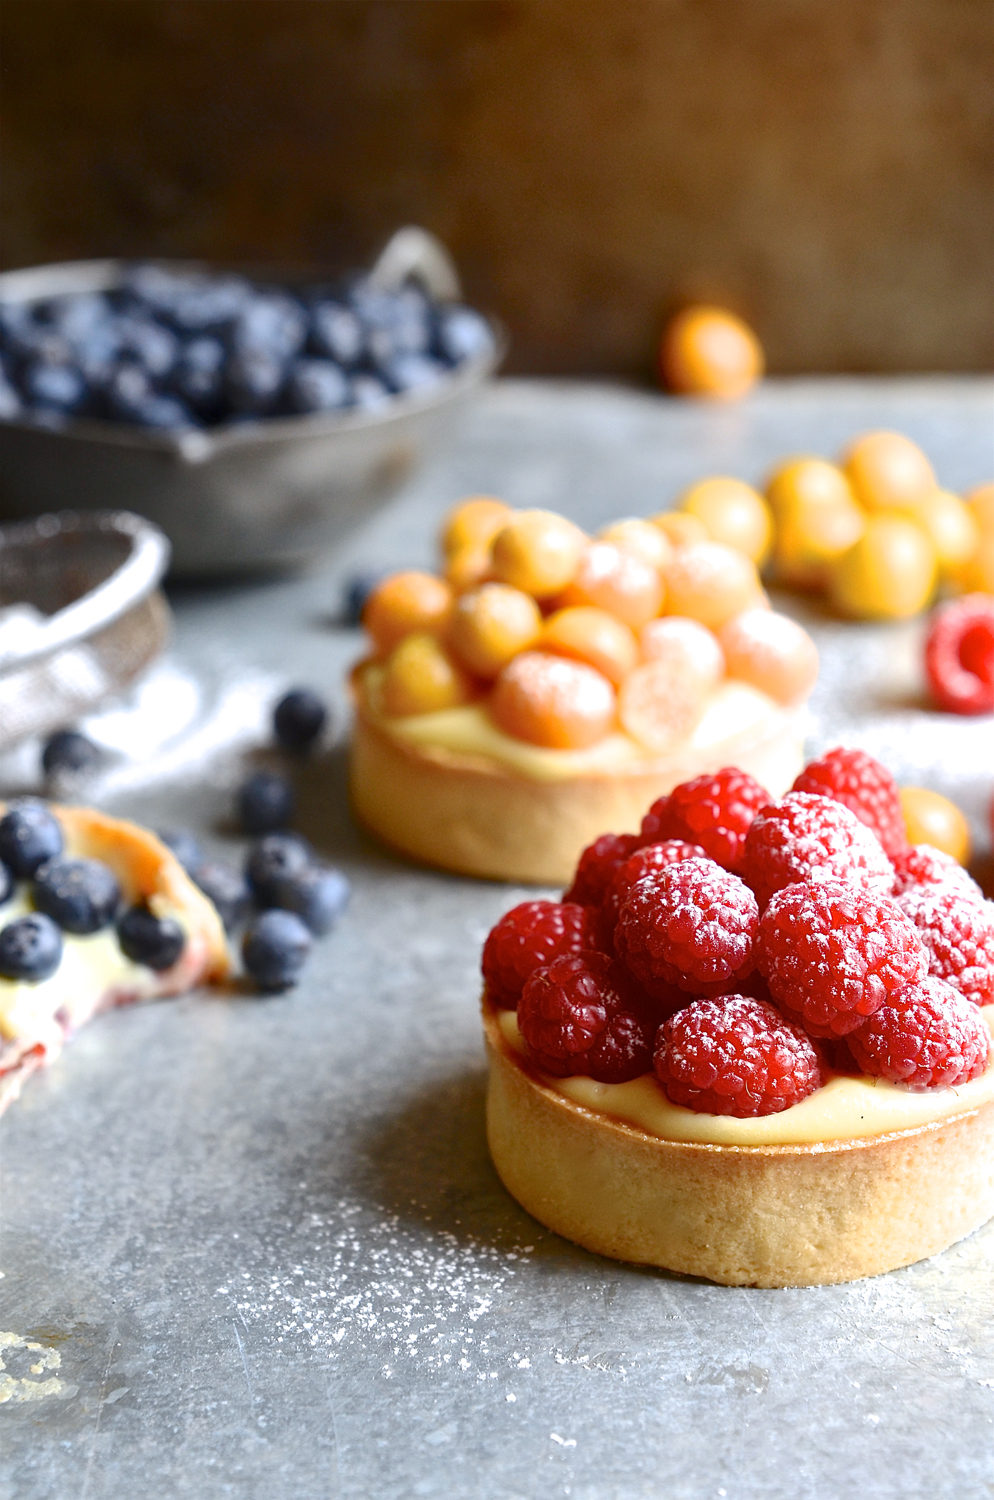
481;755;994;1286
349;498;818;883
0;799;230;1110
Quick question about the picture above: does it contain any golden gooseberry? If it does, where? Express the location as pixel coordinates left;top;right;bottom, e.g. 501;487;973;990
678;476;773;566
958;531;994;593
490;510;587;599
448;584;543;678
380;634;476;717
841;431;937;513
363;571;454;655
965;482;994;536
899;787;971;865
441;496;514;558
618;659;711;753
662;541;764;630
827;516;937;620
640;616;725;693
659;305;764;400
542;606;640;686
650;510;711;549
915;490;980;577
717;609;819;705
765;457;865;589
597;518;673;572
559;542;664;630
443;543;493;593
489;651;617;749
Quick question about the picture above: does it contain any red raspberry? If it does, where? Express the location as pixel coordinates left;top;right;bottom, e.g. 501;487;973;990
482;901;595;1009
924;594;994;715
653;995;823;1116
848;975;991;1089
891;843;982;900
563;831;641;906
518;951;655;1082
792;746;907;858
741;792;895;910
601;839;707;936
644;768;771;873
639;794;671;845
615;857;758;995
896;887;994;1007
757;880;928;1037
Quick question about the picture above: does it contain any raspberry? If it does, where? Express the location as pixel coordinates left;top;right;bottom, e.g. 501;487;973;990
792;746;908;858
482;900;595;1009
615;857;758;995
601;839;707;935
642;768;771;873
891;843;982;900
741;792;895;910
924;594;994;715
518;951;655;1082
653;995;823;1116
896;888;994;1007
848;976;991;1089
563;831;641;906
757;880;928;1037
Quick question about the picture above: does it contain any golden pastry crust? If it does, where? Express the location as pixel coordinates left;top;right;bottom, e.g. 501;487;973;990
483;999;994;1287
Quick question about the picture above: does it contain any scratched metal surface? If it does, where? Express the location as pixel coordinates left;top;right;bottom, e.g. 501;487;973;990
1;379;992;1500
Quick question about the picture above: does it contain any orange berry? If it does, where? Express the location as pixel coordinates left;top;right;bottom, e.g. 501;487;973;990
678;476;773;566
958;530;994;593
841;431;937;513
363;571;454;655
441;496;513;557
659;305;764;400
542;606;640;686
827;515;937;620
718;608;819;705
662;541;764;630
618;659;711;753
640;616;725;692
559;541;664;629
444;543;493;593
490;510;587;598
380;634;476;717
597;518;673;572
915;490;980;577
489;651;616;749
965;482;994;536
765;457;865;588
651;510;710;549
449;583;543;678
899;787;971;865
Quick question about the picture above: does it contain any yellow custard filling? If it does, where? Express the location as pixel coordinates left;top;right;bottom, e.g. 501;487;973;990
360;664;800;783
496;1006;994;1146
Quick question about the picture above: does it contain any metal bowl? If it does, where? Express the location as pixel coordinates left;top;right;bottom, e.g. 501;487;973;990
0;230;505;578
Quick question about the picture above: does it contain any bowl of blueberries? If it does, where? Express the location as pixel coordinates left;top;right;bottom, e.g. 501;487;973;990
0;228;503;578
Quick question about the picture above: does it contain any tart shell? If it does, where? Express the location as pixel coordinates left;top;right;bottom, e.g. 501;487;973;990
483;1000;994;1287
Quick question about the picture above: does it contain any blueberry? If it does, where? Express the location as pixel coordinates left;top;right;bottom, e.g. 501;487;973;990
0;364;23;420
378;352;447;395
104;363;155;422
245;832;312;905
33;857;121;935
340;569;387;625
283;358;350;415
0;913;63;982
0;801;64;878
241;909;311;992
21;360;89;415
41;729;102;780
232;293;307;361
350;281;431;359
133;393;196;431
237;771;294;835
223;348;286;415
263;864;350;936
170;336;226;419
0;861;13;905
434;305;494;365
193;861;251;933
117;906;185;970
308;302;364;366
42;291;112;345
166;278;251;335
113;316;178;379
349;375;391;412
157;829;203;876
273;688;328;752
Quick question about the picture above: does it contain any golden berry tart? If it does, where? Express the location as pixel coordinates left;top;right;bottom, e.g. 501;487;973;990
349;499;817;883
0;801;230;1111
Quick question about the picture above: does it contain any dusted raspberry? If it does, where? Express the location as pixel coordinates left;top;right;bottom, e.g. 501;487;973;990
482;900;594;1009
896;887;994;1007
601;839;707;935
615;857;758;995
563;831;641;907
924;594;994;715
741;791;895;910
652;768;771;873
757;880;928;1037
848;975;991;1089
518;951;655;1082
891;843;982;900
639;794;672;846
792;746;908;858
653;995;823;1116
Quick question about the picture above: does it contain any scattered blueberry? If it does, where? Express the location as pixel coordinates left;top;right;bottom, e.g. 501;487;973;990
341;569;387;626
193;861;251;933
0;860;13;905
117;906;186;971
0;801;64;878
242;909;312;992
237;770;295;836
157;829;204;875
262;864;351;936
245;832;313;906
273;689;328;753
0;913;63;982
33;857;121;935
41;729;103;780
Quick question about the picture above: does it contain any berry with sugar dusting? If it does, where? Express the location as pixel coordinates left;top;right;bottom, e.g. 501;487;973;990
792;746;907;858
602;840;707;934
518;950;655;1082
656;767;771;873
742;791;894;909
564;832;641;907
896;887;994;1008
924;594;994;715
757;880;928;1037
891;844;982;900
482;900;597;1009
615;857;758;995
653;995;823;1116
848;976;991;1089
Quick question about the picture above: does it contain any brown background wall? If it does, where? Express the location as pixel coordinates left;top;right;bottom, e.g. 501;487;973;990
2;0;991;378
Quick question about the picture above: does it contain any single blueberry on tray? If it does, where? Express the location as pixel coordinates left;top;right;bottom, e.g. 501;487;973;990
157;828;204;876
33;857;121;935
245;832;313;905
0;801;64;879
273;688;328;753
242;909;312;992
41;729;103;779
0;860;13;906
238;771;295;836
193;861;251;933
264;864;351;936
0;913;63;982
341;569;387;625
117;906;186;971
